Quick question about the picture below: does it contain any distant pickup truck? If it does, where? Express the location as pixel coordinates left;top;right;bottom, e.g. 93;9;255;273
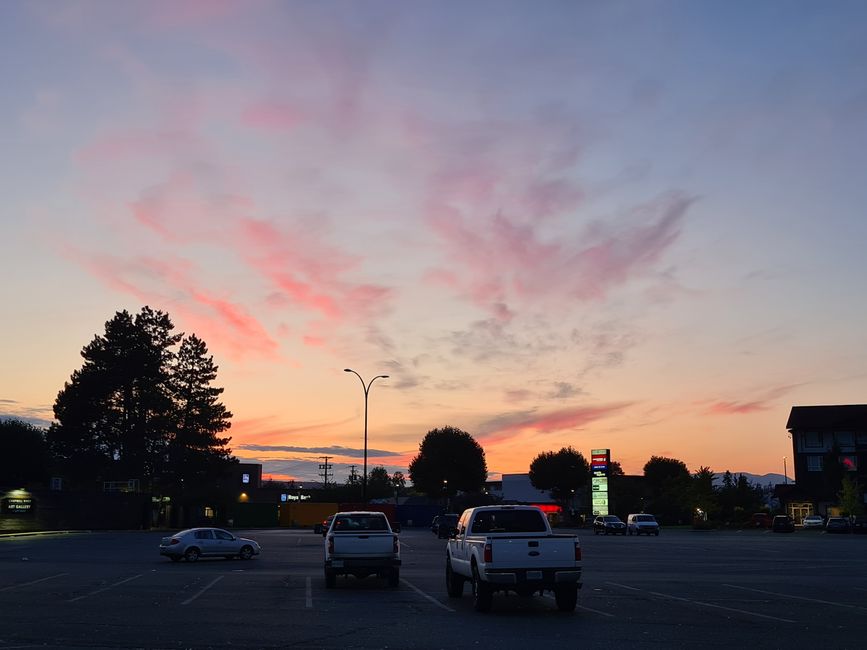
445;505;582;612
324;511;401;588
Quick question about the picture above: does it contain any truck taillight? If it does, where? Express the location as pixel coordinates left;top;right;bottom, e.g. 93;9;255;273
484;543;492;563
393;535;399;554
327;536;334;555
574;543;581;561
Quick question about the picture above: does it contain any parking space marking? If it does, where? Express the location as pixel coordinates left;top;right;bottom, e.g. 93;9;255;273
607;582;796;623
724;584;867;611
181;575;224;605
577;604;616;617
68;574;143;602
0;573;68;592
399;578;455;612
305;577;313;608
540;594;615;617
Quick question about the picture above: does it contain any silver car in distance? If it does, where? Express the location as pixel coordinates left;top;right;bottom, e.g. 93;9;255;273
159;527;261;562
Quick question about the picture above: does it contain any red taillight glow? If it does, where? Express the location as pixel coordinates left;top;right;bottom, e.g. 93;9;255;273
484;543;492;563
574;543;581;561
170;538;180;545
327;537;334;555
393;535;399;554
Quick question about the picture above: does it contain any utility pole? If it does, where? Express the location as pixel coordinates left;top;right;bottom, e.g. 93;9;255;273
318;456;333;487
348;465;358;484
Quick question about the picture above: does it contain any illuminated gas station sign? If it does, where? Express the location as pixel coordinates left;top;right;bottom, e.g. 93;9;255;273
590;449;611;516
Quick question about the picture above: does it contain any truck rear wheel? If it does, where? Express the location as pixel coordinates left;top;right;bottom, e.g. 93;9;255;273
472;565;492;612
325;569;336;589
388;568;400;588
554;584;578;612
446;557;464;597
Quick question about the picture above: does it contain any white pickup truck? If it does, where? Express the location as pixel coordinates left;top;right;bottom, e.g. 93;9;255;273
324;511;401;588
445;505;582;612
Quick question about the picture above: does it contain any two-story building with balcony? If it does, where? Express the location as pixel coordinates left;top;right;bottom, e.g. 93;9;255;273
784;404;867;519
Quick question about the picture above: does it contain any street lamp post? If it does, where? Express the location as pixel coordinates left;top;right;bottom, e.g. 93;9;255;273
344;368;388;504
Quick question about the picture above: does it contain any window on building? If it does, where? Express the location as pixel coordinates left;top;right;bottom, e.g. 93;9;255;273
840;455;858;471
803;432;823;448
806;456;823;472
835;431;854;447
204;506;215;518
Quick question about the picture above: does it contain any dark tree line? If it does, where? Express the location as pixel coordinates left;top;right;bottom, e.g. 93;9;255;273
0;419;50;486
46;307;236;492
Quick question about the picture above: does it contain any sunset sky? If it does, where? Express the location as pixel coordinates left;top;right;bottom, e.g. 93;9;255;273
3;1;867;483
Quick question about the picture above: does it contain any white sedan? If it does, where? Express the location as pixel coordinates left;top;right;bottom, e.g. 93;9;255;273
801;515;824;530
159;527;261;562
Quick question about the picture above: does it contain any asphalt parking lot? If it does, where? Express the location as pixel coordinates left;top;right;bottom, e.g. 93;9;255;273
1;526;865;649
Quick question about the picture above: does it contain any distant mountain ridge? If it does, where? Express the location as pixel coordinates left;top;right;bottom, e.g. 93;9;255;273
713;472;790;487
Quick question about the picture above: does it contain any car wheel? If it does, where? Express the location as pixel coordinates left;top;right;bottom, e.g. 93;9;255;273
184;547;200;562
325;569;336;589
239;545;254;560
472;564;492;612
446;557;464;597
388;568;400;588
554;584;578;612
655;531;660;536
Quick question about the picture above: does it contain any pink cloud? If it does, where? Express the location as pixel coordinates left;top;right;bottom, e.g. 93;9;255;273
77;129;201;165
64;247;279;360
706;400;770;415
241;101;305;131
424;193;692;317
478;403;632;446
703;384;799;416
236;217;392;323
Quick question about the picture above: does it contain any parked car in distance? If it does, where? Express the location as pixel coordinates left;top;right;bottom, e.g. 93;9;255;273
825;517;851;534
314;514;336;535
627;513;660;536
324;511;400;588
159;527;261;562
851;516;867;534
430;515;441;533
593;515;627;535
750;513;772;528
801;514;824;530
772;515;795;533
436;513;459;538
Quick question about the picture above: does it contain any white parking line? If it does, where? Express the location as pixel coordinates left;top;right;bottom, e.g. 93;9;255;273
399;578;455;612
723;584;867;611
0;573;68;592
181;575;223;605
606;582;796;623
541;594;615;617
577;604;616;617
68;574;143;602
305;577;313;608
